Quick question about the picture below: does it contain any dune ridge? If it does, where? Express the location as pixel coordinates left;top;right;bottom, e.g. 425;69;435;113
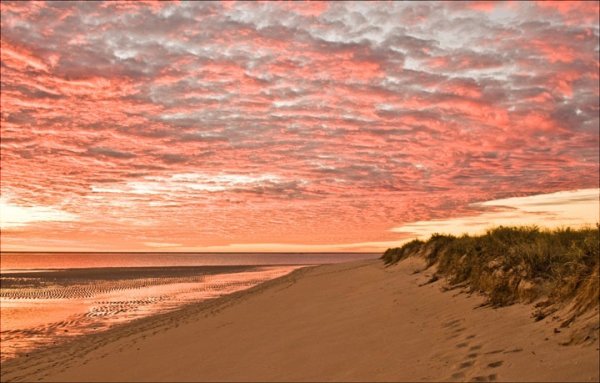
383;226;600;319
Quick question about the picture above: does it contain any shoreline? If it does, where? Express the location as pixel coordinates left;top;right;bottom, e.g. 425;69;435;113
1;259;598;382
0;264;316;366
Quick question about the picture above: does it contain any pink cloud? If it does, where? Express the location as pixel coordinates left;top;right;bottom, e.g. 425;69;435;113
0;1;597;251
464;1;497;12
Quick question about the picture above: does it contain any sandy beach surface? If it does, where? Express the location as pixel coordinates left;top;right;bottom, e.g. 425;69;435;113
1;258;598;382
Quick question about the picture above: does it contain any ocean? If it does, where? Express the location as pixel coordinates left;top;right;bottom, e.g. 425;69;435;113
0;252;378;361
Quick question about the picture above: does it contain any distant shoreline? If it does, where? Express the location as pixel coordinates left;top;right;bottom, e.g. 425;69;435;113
0;252;380;272
0;251;381;254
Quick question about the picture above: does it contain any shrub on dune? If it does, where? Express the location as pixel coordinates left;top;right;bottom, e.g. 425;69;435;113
382;225;600;314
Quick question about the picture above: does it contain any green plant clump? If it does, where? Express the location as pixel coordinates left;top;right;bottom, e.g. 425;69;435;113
382;226;599;311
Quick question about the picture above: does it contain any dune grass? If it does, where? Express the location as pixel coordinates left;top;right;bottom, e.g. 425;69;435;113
382;226;599;316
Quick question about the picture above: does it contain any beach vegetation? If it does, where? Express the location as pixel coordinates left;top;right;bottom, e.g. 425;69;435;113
382;225;599;316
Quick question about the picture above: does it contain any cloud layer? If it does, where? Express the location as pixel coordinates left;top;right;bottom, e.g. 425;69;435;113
1;1;598;251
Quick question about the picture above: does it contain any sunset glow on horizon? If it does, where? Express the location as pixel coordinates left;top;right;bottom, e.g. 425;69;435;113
1;1;599;252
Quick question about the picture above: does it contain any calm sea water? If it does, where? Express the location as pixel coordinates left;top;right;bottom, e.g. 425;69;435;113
0;252;379;361
0;252;379;271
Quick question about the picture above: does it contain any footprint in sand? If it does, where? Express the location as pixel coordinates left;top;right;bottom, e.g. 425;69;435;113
442;319;462;328
487;361;503;368
445;321;466;340
503;347;523;354
456;342;469;349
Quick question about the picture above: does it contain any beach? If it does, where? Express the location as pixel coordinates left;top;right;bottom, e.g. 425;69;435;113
0;265;308;362
1;257;598;382
0;252;377;361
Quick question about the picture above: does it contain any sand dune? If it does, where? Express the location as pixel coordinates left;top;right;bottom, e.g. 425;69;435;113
1;259;598;382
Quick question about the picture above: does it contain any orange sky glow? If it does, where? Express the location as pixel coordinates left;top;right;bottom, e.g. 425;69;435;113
1;1;598;252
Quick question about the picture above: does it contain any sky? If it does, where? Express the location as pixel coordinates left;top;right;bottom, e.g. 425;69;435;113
0;1;598;252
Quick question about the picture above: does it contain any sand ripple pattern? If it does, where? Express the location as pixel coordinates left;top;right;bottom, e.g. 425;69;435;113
0;276;206;300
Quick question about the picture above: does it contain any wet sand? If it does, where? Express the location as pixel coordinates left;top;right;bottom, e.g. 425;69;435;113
0;266;302;361
1;258;598;382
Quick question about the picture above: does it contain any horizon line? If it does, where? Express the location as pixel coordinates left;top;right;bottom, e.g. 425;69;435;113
0;251;381;254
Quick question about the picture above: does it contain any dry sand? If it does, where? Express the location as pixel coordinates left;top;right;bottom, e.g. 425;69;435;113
1;258;598;382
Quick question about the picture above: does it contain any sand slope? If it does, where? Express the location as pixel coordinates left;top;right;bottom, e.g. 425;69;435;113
1;259;598;382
